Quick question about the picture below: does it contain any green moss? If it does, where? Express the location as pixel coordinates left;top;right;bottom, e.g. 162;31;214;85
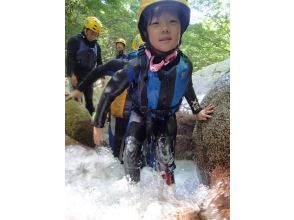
65;100;95;148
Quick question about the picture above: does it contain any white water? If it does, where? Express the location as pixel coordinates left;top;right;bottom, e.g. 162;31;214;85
65;145;209;220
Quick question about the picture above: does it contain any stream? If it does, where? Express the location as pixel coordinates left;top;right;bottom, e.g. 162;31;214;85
65;145;209;220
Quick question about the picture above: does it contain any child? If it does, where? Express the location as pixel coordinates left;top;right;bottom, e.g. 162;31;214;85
93;0;214;185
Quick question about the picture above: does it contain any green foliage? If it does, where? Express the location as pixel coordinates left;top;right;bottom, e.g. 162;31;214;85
182;0;230;71
65;0;140;61
65;0;229;70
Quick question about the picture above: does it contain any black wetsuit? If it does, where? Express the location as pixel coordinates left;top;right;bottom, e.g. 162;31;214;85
76;58;131;158
66;31;102;115
94;49;202;184
116;51;128;60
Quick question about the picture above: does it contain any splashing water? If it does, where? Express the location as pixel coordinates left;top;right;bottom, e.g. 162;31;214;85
65;145;209;220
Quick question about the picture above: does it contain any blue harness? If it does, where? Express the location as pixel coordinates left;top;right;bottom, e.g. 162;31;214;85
127;53;191;119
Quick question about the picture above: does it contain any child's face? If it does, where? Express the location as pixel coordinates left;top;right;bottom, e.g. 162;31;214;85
116;42;125;52
147;11;181;53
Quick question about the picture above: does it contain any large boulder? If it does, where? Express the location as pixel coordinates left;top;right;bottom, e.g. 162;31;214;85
175;112;196;160
175;135;194;160
193;73;230;185
65;100;95;148
65;134;81;146
176;112;196;136
192;58;230;101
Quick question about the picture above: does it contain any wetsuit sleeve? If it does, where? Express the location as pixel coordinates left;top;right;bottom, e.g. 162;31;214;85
94;67;130;128
96;43;103;66
183;56;202;114
77;59;128;92
66;36;79;77
185;79;202;114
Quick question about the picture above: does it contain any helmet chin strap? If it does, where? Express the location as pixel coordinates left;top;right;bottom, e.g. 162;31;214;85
145;47;178;72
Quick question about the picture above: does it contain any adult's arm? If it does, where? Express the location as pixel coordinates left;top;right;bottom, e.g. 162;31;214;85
96;43;103;66
65;36;79;77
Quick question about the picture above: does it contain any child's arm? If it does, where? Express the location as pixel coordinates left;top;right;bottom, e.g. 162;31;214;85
93;67;130;129
184;80;214;120
184;80;203;114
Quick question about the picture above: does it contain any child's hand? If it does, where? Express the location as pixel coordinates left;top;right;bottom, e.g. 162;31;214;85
70;74;78;87
93;126;105;146
195;104;214;121
65;89;82;102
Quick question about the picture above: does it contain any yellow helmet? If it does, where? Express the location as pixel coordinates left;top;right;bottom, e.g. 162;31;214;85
115;38;126;47
138;0;190;42
84;16;102;33
131;34;144;50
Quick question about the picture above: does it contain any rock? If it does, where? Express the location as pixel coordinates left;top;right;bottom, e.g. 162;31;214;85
199;167;230;220
193;73;230;185
192;58;230;100
65;100;95;148
176;112;196;136
93;77;110;108
65;135;81;146
166;207;200;220
175;135;194;160
175;112;196;160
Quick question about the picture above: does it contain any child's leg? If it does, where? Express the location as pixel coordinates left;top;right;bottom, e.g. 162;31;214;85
154;115;177;185
123;111;146;182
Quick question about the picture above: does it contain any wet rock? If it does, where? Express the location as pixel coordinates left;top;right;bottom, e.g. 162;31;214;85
193;73;230;185
65;100;95;148
175;112;196;160
175;135;194;160
65;135;81;146
176;112;196;136
166;207;201;220
199;167;230;220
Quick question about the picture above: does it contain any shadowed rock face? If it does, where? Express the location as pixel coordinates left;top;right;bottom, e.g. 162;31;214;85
175;112;196;160
176;112;196;136
175;135;194;160
193;73;230;185
65;100;95;148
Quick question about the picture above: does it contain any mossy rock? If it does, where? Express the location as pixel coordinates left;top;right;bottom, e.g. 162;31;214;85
65;100;95;148
65;134;82;147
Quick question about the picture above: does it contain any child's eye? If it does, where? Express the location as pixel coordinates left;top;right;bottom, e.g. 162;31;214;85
150;21;159;25
170;20;178;24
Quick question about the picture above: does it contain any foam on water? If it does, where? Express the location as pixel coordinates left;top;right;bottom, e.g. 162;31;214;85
65;145;209;220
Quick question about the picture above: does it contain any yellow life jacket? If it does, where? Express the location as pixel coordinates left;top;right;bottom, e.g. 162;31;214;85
110;89;128;118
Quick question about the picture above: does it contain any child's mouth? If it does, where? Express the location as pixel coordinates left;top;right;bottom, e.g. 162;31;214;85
159;37;172;41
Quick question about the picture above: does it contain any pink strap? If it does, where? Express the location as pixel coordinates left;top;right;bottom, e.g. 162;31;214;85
145;49;178;72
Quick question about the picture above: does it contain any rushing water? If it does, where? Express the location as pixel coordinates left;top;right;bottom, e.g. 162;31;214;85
65;59;230;219
65;145;209;220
